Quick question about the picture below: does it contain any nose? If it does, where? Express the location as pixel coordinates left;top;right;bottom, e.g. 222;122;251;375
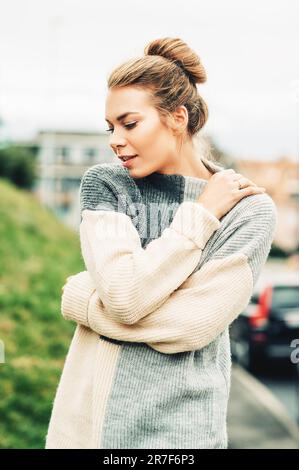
109;133;127;155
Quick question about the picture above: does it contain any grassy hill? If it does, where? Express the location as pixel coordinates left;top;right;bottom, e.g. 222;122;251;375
0;178;85;448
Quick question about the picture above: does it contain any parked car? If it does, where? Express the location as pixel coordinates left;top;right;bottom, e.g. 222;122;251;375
230;273;299;373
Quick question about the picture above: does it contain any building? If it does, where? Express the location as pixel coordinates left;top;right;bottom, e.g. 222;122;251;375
236;157;299;252
34;130;117;230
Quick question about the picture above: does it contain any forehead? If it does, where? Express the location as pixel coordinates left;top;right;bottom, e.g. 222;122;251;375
105;86;152;119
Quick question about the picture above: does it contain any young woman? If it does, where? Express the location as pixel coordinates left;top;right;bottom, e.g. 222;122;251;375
45;37;277;449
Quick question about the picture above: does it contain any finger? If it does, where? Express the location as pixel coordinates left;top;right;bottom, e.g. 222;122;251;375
238;177;257;188
231;173;258;187
238;186;266;198
231;174;256;187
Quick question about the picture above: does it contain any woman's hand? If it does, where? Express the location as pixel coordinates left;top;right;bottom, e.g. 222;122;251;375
197;169;266;220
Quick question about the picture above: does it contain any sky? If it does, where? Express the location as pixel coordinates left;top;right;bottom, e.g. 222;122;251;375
0;0;299;161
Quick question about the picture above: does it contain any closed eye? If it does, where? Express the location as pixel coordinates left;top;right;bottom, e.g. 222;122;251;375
105;122;137;133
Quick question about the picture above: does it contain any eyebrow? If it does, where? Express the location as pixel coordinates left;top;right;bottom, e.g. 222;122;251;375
105;112;141;123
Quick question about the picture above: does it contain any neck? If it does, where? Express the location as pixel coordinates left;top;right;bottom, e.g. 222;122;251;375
157;139;213;180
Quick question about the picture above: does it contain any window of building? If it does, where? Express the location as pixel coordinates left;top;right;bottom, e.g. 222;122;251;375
55;147;71;164
83;148;99;164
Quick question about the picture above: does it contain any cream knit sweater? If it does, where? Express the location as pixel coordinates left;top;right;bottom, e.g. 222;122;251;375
45;159;277;449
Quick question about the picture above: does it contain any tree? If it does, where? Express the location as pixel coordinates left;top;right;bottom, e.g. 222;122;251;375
0;145;37;190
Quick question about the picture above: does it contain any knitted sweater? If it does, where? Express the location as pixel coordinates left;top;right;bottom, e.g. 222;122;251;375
45;158;277;449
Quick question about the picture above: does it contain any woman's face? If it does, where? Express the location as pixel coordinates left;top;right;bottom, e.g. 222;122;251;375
105;86;180;178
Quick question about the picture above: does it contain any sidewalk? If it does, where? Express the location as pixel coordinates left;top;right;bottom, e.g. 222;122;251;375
227;363;299;449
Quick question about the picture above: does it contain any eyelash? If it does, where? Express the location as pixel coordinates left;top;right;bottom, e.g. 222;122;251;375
105;122;137;133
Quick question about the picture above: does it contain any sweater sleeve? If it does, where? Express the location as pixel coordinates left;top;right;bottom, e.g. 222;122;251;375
80;201;220;325
62;194;278;354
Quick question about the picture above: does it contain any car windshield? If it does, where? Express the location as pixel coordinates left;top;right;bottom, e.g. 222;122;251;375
272;286;299;309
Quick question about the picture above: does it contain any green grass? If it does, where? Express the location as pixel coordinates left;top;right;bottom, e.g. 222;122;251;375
0;178;85;448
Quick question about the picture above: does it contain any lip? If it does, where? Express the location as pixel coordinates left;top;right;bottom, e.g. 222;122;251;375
121;156;137;168
118;154;137;160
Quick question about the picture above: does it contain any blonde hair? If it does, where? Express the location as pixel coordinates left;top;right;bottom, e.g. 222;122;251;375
107;37;217;163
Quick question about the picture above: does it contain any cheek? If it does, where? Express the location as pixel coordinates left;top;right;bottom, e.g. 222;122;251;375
140;121;158;140
141;122;169;149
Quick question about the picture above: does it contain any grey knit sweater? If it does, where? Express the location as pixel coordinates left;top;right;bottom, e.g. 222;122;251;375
45;158;277;449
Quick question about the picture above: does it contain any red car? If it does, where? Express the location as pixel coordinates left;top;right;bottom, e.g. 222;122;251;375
230;273;299;373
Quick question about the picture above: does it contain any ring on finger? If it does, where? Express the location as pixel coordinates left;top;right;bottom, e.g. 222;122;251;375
237;179;243;190
236;177;250;190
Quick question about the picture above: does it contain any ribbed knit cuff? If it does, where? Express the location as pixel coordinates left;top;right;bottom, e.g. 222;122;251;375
170;201;221;249
61;271;96;327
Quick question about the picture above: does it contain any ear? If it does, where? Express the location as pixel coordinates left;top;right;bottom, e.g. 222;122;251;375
171;105;189;134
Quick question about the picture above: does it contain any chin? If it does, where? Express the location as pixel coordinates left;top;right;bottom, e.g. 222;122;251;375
127;166;151;179
127;167;142;179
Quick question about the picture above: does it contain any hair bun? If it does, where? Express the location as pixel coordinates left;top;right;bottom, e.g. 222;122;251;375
144;37;207;85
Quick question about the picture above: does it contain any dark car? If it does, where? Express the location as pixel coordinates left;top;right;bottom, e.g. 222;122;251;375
230;273;299;373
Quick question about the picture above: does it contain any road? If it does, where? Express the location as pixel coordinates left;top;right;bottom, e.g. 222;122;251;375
252;258;299;425
254;359;299;424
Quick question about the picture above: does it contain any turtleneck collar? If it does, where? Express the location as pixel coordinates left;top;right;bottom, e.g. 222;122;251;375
145;157;224;182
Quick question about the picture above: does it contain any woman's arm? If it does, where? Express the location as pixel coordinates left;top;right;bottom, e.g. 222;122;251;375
80;201;220;325
63;195;277;354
